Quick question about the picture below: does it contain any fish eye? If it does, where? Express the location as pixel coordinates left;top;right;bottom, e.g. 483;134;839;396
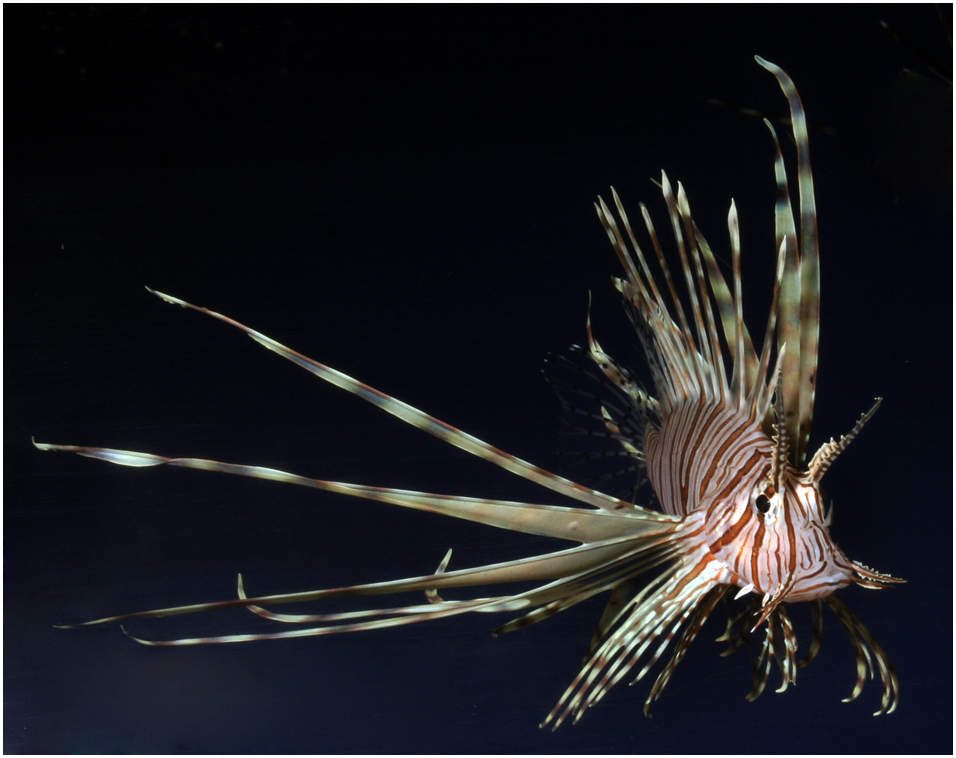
755;493;771;514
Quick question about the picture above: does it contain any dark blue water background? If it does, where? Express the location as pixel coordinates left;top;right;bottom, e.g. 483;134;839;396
7;5;951;753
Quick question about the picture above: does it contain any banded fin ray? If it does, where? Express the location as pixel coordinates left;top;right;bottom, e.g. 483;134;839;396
756;56;820;465
31;442;675;545
142;288;642;514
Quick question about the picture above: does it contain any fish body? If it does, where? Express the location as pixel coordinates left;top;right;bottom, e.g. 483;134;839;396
35;57;902;726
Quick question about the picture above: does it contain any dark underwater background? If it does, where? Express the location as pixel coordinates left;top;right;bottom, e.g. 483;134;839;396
6;5;951;753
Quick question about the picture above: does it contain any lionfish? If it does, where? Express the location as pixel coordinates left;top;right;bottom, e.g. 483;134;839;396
35;58;903;727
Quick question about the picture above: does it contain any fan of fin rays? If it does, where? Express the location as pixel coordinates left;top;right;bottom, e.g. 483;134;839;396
34;57;902;725
34;296;703;728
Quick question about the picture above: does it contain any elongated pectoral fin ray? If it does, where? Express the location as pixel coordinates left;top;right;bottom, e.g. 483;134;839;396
235;569;493;624
114;592;528;647
64;531;687;648
143;288;630;514
51;516;681;630
32;441;676;546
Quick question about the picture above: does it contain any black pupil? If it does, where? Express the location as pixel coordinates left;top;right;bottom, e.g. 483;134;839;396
756;494;771;514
